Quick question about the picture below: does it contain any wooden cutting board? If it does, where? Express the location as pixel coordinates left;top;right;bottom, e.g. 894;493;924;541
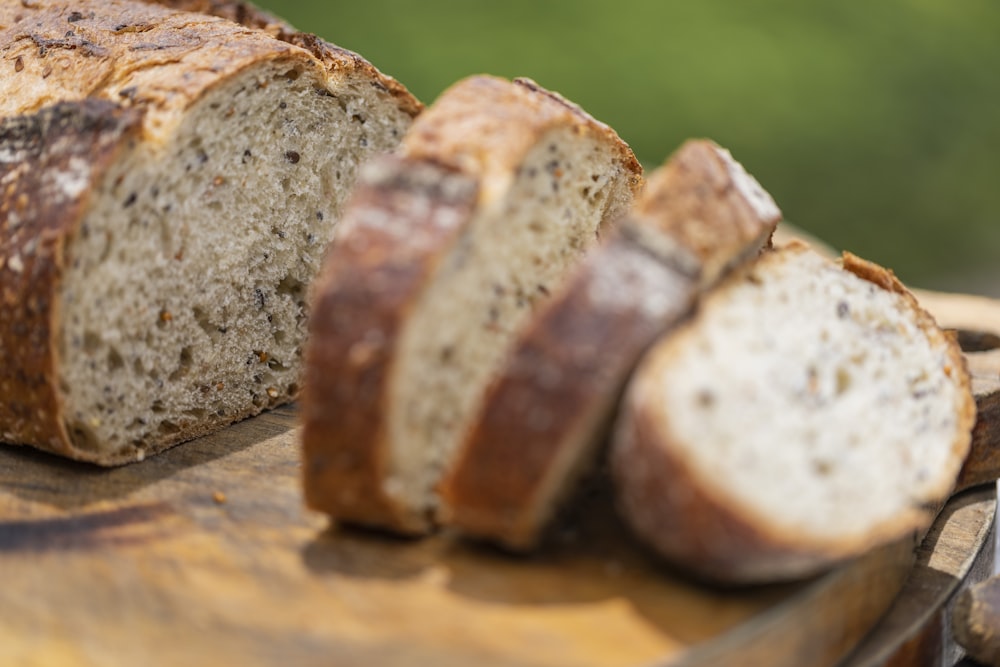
0;287;997;667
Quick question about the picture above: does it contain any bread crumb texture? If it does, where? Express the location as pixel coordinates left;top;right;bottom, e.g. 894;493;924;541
0;0;415;462
641;245;969;544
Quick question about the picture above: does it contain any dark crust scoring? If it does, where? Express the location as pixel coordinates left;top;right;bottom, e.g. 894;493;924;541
611;244;976;583
439;233;698;549
439;139;780;550
0;100;143;458
301;156;479;533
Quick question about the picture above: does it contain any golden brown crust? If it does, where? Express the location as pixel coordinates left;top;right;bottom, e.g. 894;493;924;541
0;0;299;136
141;0;423;117
631;139;780;281
401;76;642;202
439;140;780;550
0;0;420;142
301;157;480;533
611;244;975;583
0;100;143;458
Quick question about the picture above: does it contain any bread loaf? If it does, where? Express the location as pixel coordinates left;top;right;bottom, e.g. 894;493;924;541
439;140;781;550
301;75;642;534
0;0;419;464
611;242;975;583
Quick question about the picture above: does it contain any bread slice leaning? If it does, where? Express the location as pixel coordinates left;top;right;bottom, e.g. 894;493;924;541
611;242;975;583
0;0;420;464
439;140;782;550
301;75;643;534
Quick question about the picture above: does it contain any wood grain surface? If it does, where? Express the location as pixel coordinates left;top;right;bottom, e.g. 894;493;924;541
0;284;997;667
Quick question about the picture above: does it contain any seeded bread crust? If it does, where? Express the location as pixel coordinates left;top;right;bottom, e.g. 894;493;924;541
301;75;643;534
611;243;975;583
0;0;420;464
439;140;781;549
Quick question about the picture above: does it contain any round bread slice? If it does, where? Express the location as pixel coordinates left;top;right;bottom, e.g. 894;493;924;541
0;0;419;464
301;75;643;534
439;139;781;550
611;242;975;583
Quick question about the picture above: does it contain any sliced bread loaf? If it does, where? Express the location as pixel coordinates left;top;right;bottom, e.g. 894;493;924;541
301;75;643;534
611;242;975;583
439;140;781;550
0;0;419;464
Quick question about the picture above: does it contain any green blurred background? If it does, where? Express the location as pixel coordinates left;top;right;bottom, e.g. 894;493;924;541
260;0;999;295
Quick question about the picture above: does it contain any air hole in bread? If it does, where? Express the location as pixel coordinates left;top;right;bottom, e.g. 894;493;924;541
158;420;180;435
106;347;125;373
68;424;100;453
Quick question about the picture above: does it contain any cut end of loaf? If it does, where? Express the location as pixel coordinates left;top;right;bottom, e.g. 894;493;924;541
53;58;412;464
614;243;974;582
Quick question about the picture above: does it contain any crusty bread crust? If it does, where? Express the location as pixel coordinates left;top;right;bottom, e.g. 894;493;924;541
0;101;142;458
439;140;781;549
611;242;976;583
142;0;423;117
0;0;420;463
301;75;642;533
0;0;420;140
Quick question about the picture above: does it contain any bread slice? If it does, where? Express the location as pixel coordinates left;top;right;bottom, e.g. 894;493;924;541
0;0;419;464
611;242;975;583
301;75;642;534
438;139;782;550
